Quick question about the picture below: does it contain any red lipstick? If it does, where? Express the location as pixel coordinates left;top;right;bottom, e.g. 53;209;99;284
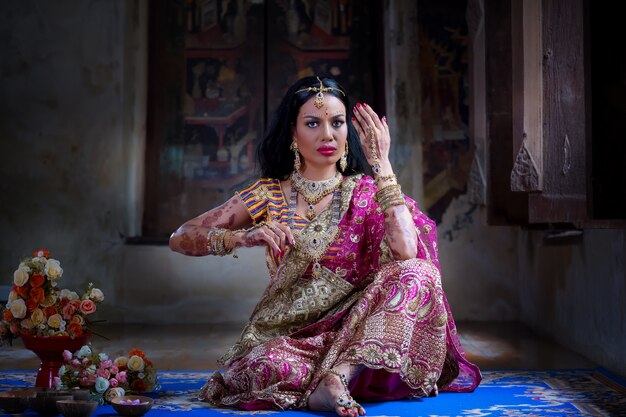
317;146;336;156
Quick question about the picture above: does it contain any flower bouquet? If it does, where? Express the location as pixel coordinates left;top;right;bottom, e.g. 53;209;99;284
0;249;104;345
55;345;159;404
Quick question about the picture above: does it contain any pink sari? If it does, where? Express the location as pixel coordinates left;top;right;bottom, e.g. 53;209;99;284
199;175;481;410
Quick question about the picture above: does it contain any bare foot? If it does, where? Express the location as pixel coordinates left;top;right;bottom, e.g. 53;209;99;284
308;366;366;417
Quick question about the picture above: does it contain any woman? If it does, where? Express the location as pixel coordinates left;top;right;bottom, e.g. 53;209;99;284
169;76;481;417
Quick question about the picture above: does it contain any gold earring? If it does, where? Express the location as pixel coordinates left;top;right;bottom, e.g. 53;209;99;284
339;142;348;172
291;139;301;172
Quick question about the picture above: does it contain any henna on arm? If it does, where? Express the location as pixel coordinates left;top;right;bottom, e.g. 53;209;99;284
169;195;253;256
382;204;418;260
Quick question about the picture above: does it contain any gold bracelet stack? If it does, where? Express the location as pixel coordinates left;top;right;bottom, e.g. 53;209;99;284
375;183;405;212
207;228;235;257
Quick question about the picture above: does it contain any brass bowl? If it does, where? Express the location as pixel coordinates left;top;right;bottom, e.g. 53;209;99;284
56;400;98;417
110;395;153;417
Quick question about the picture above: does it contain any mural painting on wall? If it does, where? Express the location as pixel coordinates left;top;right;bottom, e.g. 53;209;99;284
418;0;472;224
178;0;264;226
180;0;368;209
152;0;373;236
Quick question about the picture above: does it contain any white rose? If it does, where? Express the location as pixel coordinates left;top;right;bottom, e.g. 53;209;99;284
89;288;104;302
18;263;31;273
99;352;109;361
41;293;58;308
60;289;79;301
105;387;125;402
45;259;63;280
13;267;30;287
10;299;27;319
32;257;47;266
31;309;45;325
47;313;65;329
87;364;97;375
127;355;145;372
114;356;128;368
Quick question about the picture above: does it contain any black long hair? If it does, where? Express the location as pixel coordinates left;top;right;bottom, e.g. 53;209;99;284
257;76;368;180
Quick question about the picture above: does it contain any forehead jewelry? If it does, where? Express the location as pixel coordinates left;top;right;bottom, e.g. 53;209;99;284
295;77;346;109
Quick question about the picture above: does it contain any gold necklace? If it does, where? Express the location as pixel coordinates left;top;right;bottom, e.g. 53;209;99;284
290;171;343;220
288;181;344;277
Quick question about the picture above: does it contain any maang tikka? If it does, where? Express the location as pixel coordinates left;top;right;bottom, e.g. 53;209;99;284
291;139;301;172
294;76;346;109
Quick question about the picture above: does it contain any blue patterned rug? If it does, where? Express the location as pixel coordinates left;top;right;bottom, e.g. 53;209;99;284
1;369;625;417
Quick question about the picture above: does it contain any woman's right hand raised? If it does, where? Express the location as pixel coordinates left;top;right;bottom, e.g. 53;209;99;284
238;219;295;255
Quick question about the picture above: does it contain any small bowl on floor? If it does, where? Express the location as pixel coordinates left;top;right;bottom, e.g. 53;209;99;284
56;400;98;417
0;389;34;414
110;396;153;417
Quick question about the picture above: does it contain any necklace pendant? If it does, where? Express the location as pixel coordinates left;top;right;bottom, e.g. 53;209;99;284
306;208;316;221
312;261;322;277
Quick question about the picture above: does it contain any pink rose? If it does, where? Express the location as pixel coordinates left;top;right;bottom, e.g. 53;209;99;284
100;359;113;369
80;300;96;315
71;359;80;367
82;358;89;364
110;365;119;375
62;350;73;362
116;371;127;384
109;378;119;387
62;303;77;320
97;368;111;379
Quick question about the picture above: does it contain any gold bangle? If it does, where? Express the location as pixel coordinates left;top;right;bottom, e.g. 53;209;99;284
374;184;402;203
206;228;234;256
380;198;406;212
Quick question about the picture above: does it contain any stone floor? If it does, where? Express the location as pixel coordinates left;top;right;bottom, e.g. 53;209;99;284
0;321;597;371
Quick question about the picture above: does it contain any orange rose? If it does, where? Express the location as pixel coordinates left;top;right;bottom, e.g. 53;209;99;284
3;310;13;320
30;274;45;288
25;298;39;312
29;287;45;304
129;349;147;360
15;285;30;299
44;306;58;317
68;322;83;337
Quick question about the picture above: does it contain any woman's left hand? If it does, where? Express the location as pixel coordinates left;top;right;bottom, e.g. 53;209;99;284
351;103;391;171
